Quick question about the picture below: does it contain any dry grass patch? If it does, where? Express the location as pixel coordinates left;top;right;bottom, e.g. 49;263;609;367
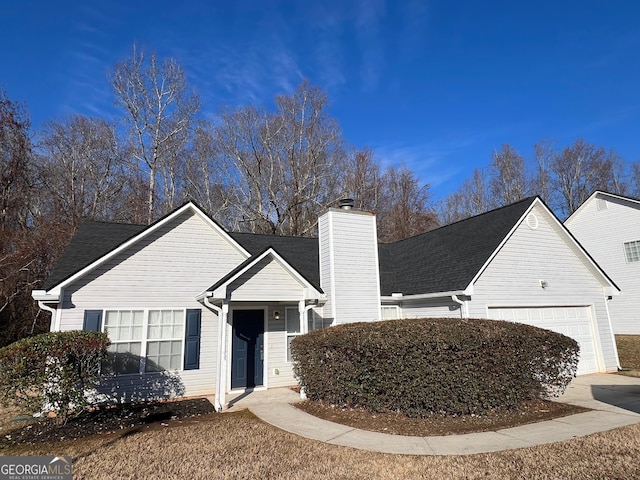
616;335;640;377
4;410;640;480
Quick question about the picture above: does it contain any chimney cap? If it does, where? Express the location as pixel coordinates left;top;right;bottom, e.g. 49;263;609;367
338;198;355;210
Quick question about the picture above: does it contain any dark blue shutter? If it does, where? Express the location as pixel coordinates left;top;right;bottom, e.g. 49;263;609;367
83;310;103;332
184;309;201;370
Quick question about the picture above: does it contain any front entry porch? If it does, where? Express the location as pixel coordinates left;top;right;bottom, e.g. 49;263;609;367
195;247;326;411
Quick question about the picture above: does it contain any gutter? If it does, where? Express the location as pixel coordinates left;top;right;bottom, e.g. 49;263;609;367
32;290;60;302
380;288;473;303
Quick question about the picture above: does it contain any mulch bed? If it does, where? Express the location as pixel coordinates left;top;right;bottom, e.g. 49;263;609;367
1;395;590;448
296;399;589;436
0;398;216;448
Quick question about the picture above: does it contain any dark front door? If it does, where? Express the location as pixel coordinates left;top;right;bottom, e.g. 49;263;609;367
231;310;264;389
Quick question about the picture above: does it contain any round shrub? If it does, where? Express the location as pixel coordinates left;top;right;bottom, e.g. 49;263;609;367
291;318;579;417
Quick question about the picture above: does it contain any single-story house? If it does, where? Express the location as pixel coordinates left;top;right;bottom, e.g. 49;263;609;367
32;196;621;410
565;190;640;334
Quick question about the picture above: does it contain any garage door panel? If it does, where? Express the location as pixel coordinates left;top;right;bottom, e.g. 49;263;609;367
488;306;598;375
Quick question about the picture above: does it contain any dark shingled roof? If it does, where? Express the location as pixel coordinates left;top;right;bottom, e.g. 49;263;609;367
43;221;146;290
42;198;536;297
229;232;321;290
378;197;535;295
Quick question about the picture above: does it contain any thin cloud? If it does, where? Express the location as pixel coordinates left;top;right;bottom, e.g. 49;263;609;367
355;0;386;92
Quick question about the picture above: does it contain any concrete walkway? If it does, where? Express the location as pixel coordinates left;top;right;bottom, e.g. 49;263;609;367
226;374;640;455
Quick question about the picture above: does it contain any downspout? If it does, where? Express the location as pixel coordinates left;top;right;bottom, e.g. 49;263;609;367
451;295;468;318
604;295;622;371
37;302;57;331
204;294;229;412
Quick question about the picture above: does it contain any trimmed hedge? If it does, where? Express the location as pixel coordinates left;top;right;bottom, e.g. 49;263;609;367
291;318;579;417
0;330;110;423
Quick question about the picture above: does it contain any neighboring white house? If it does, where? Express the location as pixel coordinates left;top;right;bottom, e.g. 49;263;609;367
32;197;621;410
566;191;640;335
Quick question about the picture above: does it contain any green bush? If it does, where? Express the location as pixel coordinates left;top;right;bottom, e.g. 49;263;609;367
0;330;110;423
291;318;579;417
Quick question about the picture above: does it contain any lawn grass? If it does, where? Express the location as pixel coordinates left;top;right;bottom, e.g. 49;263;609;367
616;335;640;377
3;410;640;479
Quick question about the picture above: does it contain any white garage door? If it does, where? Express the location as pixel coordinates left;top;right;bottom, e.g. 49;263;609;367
487;306;598;375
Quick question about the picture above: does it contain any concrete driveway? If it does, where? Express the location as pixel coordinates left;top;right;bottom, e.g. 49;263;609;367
558;372;640;414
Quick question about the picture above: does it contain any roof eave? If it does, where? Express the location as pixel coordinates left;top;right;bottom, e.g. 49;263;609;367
31;289;60;302
380;286;473;302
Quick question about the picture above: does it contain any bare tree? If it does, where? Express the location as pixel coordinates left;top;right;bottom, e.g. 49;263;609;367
213;81;346;236
109;44;200;223
37;115;130;226
0;92;59;346
377;165;438;242
550;138;618;217
531;139;555;204
342;147;383;211
0;91;32;231
489;144;529;204
438;168;493;225
183;121;231;222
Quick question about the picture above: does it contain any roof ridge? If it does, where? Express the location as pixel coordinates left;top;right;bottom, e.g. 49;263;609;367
390;196;538;245
80;219;146;227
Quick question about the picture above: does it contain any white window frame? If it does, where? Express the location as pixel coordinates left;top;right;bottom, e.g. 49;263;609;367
624;240;640;263
104;309;144;375
102;308;186;375
146;309;186;372
381;305;401;320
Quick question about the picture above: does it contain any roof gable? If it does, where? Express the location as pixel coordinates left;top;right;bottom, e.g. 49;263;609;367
566;191;640;225
380;197;536;296
203;247;324;300
40;202;249;294
230;232;320;290
42;221;146;290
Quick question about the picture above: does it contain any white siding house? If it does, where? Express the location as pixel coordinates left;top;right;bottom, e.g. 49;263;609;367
33;197;621;408
565;191;640;334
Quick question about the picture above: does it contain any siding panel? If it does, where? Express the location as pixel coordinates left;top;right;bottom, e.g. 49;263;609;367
566;195;640;334
228;257;305;301
58;211;246;397
319;209;381;324
472;204;618;372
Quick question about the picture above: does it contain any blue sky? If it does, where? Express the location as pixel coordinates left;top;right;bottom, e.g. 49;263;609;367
1;0;639;200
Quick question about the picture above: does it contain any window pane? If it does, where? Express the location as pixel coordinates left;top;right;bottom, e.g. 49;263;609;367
147;325;159;339
625;241;640;263
149;310;161;325
105;311;118;327
147;342;159;356
170;355;181;370
133;311;143;325
146;340;182;372
286;308;300;333
106;342;141;375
